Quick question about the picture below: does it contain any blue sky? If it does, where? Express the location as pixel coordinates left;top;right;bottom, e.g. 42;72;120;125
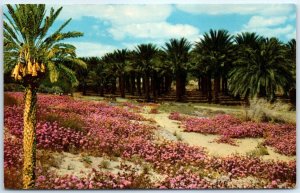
5;4;297;57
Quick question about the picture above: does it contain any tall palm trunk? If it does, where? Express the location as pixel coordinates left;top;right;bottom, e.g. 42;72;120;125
144;73;150;102
176;71;182;102
142;77;146;94
214;75;220;103
125;75;131;93
136;74;141;96
198;76;201;91
201;76;207;96
157;78;161;96
82;81;87;96
289;88;296;107
119;75;125;98
23;85;37;189
165;74;171;93
111;77;116;94
152;72;157;101
222;76;228;95
207;74;212;103
130;72;136;95
182;72;187;96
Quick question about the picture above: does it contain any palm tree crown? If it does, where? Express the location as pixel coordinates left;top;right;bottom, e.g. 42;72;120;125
4;4;85;87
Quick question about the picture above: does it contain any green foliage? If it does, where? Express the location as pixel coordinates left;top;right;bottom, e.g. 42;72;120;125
229;37;293;101
4;93;20;106
247;143;269;157
38;85;63;94
39;112;86;133
4;4;85;88
193;29;234;76
81;156;93;165
134;44;159;74
163;37;192;72
98;160;110;169
4;83;25;92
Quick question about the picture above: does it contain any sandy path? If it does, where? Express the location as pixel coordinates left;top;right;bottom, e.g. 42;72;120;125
50;152;164;182
141;112;295;162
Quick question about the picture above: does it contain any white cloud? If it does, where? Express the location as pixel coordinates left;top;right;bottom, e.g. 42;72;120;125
92;25;100;30
239;25;294;39
244;16;287;29
239;14;295;40
49;5;185;41
176;4;294;16
52;5;172;25
68;42;117;57
109;22;200;41
286;30;296;40
222;5;296;41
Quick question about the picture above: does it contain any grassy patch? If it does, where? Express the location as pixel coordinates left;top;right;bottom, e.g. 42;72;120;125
36;150;63;170
40;113;86;133
158;102;244;118
158;103;198;115
81;155;92;165
246;143;269;157
248;98;296;124
98;160;110;169
173;131;183;141
4;93;19;106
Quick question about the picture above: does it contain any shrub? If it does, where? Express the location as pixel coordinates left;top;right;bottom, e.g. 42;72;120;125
98;160;110;169
4;83;24;92
247;144;269;157
39;113;86;133
149;108;159;114
4;93;19;106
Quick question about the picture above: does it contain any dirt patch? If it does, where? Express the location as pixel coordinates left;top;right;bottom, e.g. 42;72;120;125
141;112;295;162
49;152;164;183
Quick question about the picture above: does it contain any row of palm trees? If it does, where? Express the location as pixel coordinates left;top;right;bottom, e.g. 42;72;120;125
77;30;296;104
3;5;296;189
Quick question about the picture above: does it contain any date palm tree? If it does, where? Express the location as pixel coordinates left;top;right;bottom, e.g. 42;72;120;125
235;32;262;50
4;4;85;189
229;37;293;101
285;39;296;105
135;44;158;101
233;32;263;103
195;29;234;103
163;37;192;102
102;49;130;98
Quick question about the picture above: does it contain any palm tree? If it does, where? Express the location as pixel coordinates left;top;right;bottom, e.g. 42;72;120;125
194;29;234;103
235;32;263;50
285;39;296;105
108;49;130;98
135;44;158;101
77;57;95;95
191;46;211;99
229;37;293;101
4;5;85;189
79;57;107;96
163;38;192;102
233;32;263;103
155;50;173;96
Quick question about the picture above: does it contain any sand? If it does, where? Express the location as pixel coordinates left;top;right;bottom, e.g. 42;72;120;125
49;152;164;182
141;112;295;162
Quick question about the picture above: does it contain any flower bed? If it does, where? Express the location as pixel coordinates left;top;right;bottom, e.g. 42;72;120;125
169;113;296;156
4;92;296;189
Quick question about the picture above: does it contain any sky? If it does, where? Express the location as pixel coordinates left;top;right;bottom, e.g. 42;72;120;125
4;4;297;57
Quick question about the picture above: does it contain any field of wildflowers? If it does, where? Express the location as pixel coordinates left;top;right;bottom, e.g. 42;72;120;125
4;92;296;189
169;112;296;156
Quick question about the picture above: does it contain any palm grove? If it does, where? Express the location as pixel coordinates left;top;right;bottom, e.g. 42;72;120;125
3;4;296;189
76;31;296;105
